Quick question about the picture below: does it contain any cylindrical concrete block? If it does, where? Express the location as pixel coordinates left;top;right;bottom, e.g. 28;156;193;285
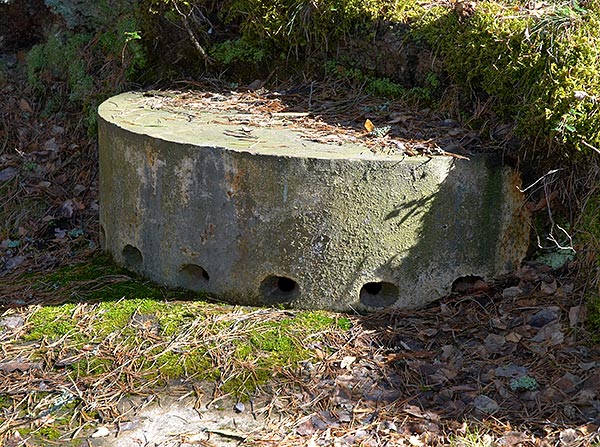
98;92;530;312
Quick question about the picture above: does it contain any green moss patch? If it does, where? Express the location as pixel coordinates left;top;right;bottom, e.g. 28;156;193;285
14;255;353;397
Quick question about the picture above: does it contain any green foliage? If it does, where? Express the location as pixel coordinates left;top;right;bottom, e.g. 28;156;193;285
509;375;539;391
16;254;351;396
26;16;148;132
36;426;62;441
146;349;214;379
411;0;600;158
26;32;94;100
449;424;493;447
98;17;148;81
324;62;407;98
225;0;383;54
210;38;266;65
24;304;78;341
95;299;165;334
37;254;200;306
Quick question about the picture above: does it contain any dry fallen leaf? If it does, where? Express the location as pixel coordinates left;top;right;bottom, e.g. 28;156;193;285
409;435;424;446
19;98;34;114
364;119;375;133
340;355;356;369
569;305;587;327
506;332;522;343
0;360;43;373
91;426;111;438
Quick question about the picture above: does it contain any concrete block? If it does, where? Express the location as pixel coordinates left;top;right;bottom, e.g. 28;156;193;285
98;92;530;312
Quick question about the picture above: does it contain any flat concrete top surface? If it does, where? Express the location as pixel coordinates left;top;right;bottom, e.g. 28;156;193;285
99;91;463;161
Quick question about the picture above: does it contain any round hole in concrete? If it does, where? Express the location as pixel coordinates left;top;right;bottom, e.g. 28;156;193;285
260;275;300;304
122;244;143;270
360;282;399;308
178;263;210;290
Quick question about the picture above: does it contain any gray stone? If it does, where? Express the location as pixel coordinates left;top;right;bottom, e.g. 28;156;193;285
98;92;530;312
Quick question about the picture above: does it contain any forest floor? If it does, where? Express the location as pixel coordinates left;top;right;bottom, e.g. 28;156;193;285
1;56;599;446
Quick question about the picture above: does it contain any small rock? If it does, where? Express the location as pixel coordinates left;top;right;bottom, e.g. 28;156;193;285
117;420;139;431
502;286;522;298
473;395;499;414
234;402;245;413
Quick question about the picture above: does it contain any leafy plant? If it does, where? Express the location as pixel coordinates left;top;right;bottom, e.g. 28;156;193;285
210;38;266;64
510;376;539;392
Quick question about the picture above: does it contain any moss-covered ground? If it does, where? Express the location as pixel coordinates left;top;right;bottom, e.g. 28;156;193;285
0;254;354;444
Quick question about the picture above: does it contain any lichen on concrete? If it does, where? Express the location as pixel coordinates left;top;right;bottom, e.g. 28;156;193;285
98;92;530;312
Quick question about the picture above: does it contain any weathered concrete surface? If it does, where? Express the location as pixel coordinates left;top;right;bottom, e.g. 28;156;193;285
98;92;530;312
87;394;270;447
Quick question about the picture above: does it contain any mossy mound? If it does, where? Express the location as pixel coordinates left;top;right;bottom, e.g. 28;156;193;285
24;0;600;161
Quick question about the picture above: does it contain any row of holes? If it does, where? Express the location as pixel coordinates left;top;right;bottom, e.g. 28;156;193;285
121;244;400;308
